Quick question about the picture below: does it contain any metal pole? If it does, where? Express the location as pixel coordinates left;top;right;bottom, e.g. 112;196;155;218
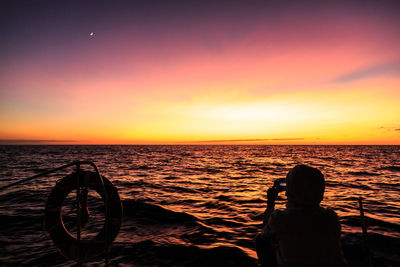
76;164;82;265
358;197;372;267
87;163;109;266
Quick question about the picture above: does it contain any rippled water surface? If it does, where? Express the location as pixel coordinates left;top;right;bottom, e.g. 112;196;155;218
0;145;399;266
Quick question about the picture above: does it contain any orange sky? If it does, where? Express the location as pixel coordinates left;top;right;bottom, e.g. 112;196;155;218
1;1;399;145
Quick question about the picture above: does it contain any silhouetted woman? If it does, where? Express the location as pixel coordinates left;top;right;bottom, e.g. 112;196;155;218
256;165;347;266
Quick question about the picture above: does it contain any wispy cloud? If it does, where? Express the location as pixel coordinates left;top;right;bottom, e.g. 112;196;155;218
332;60;400;83
0;139;77;145
190;138;304;143
378;126;400;132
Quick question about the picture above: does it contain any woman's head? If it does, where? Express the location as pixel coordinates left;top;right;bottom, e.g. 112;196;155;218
286;165;325;207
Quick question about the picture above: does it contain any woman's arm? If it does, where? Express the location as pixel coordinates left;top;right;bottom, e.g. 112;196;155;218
263;187;278;225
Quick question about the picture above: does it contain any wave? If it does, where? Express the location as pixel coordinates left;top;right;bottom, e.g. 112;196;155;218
372;182;400;189
201;201;237;213
336;182;373;190
379;166;400;172
0;214;42;229
129;165;153;170
123;199;198;225
347;171;380;176
163;175;180;180
341;215;400;232
110;240;257;266
203;217;243;227
187;167;224;174
0;189;47;204
163;185;200;194
342;233;400;266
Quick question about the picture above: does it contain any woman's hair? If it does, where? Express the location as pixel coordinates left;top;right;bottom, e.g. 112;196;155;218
286;165;325;207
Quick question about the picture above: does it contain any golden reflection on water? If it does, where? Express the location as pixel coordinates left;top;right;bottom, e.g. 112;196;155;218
89;145;399;258
0;145;399;261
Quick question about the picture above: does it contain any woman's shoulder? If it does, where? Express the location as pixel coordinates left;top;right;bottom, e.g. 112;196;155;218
320;206;339;219
270;206;339;223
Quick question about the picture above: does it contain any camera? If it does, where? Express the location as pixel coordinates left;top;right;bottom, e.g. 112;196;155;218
273;178;286;192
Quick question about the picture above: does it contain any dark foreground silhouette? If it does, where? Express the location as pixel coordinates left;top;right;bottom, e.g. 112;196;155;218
256;165;347;266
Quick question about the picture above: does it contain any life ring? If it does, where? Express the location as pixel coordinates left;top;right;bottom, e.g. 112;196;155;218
43;171;122;261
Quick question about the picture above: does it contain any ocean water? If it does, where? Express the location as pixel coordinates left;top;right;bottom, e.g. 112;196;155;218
0;145;399;266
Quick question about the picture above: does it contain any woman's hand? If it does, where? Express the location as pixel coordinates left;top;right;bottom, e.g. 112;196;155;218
267;187;278;207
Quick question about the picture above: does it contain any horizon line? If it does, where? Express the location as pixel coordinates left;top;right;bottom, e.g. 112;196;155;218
0;143;399;146
0;139;399;146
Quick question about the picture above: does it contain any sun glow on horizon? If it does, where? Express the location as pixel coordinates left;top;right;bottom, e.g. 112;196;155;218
1;1;399;145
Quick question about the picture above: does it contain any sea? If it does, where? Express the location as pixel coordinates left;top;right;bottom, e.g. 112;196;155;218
0;145;399;266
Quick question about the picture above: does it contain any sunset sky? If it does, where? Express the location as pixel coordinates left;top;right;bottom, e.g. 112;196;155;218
1;0;399;145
